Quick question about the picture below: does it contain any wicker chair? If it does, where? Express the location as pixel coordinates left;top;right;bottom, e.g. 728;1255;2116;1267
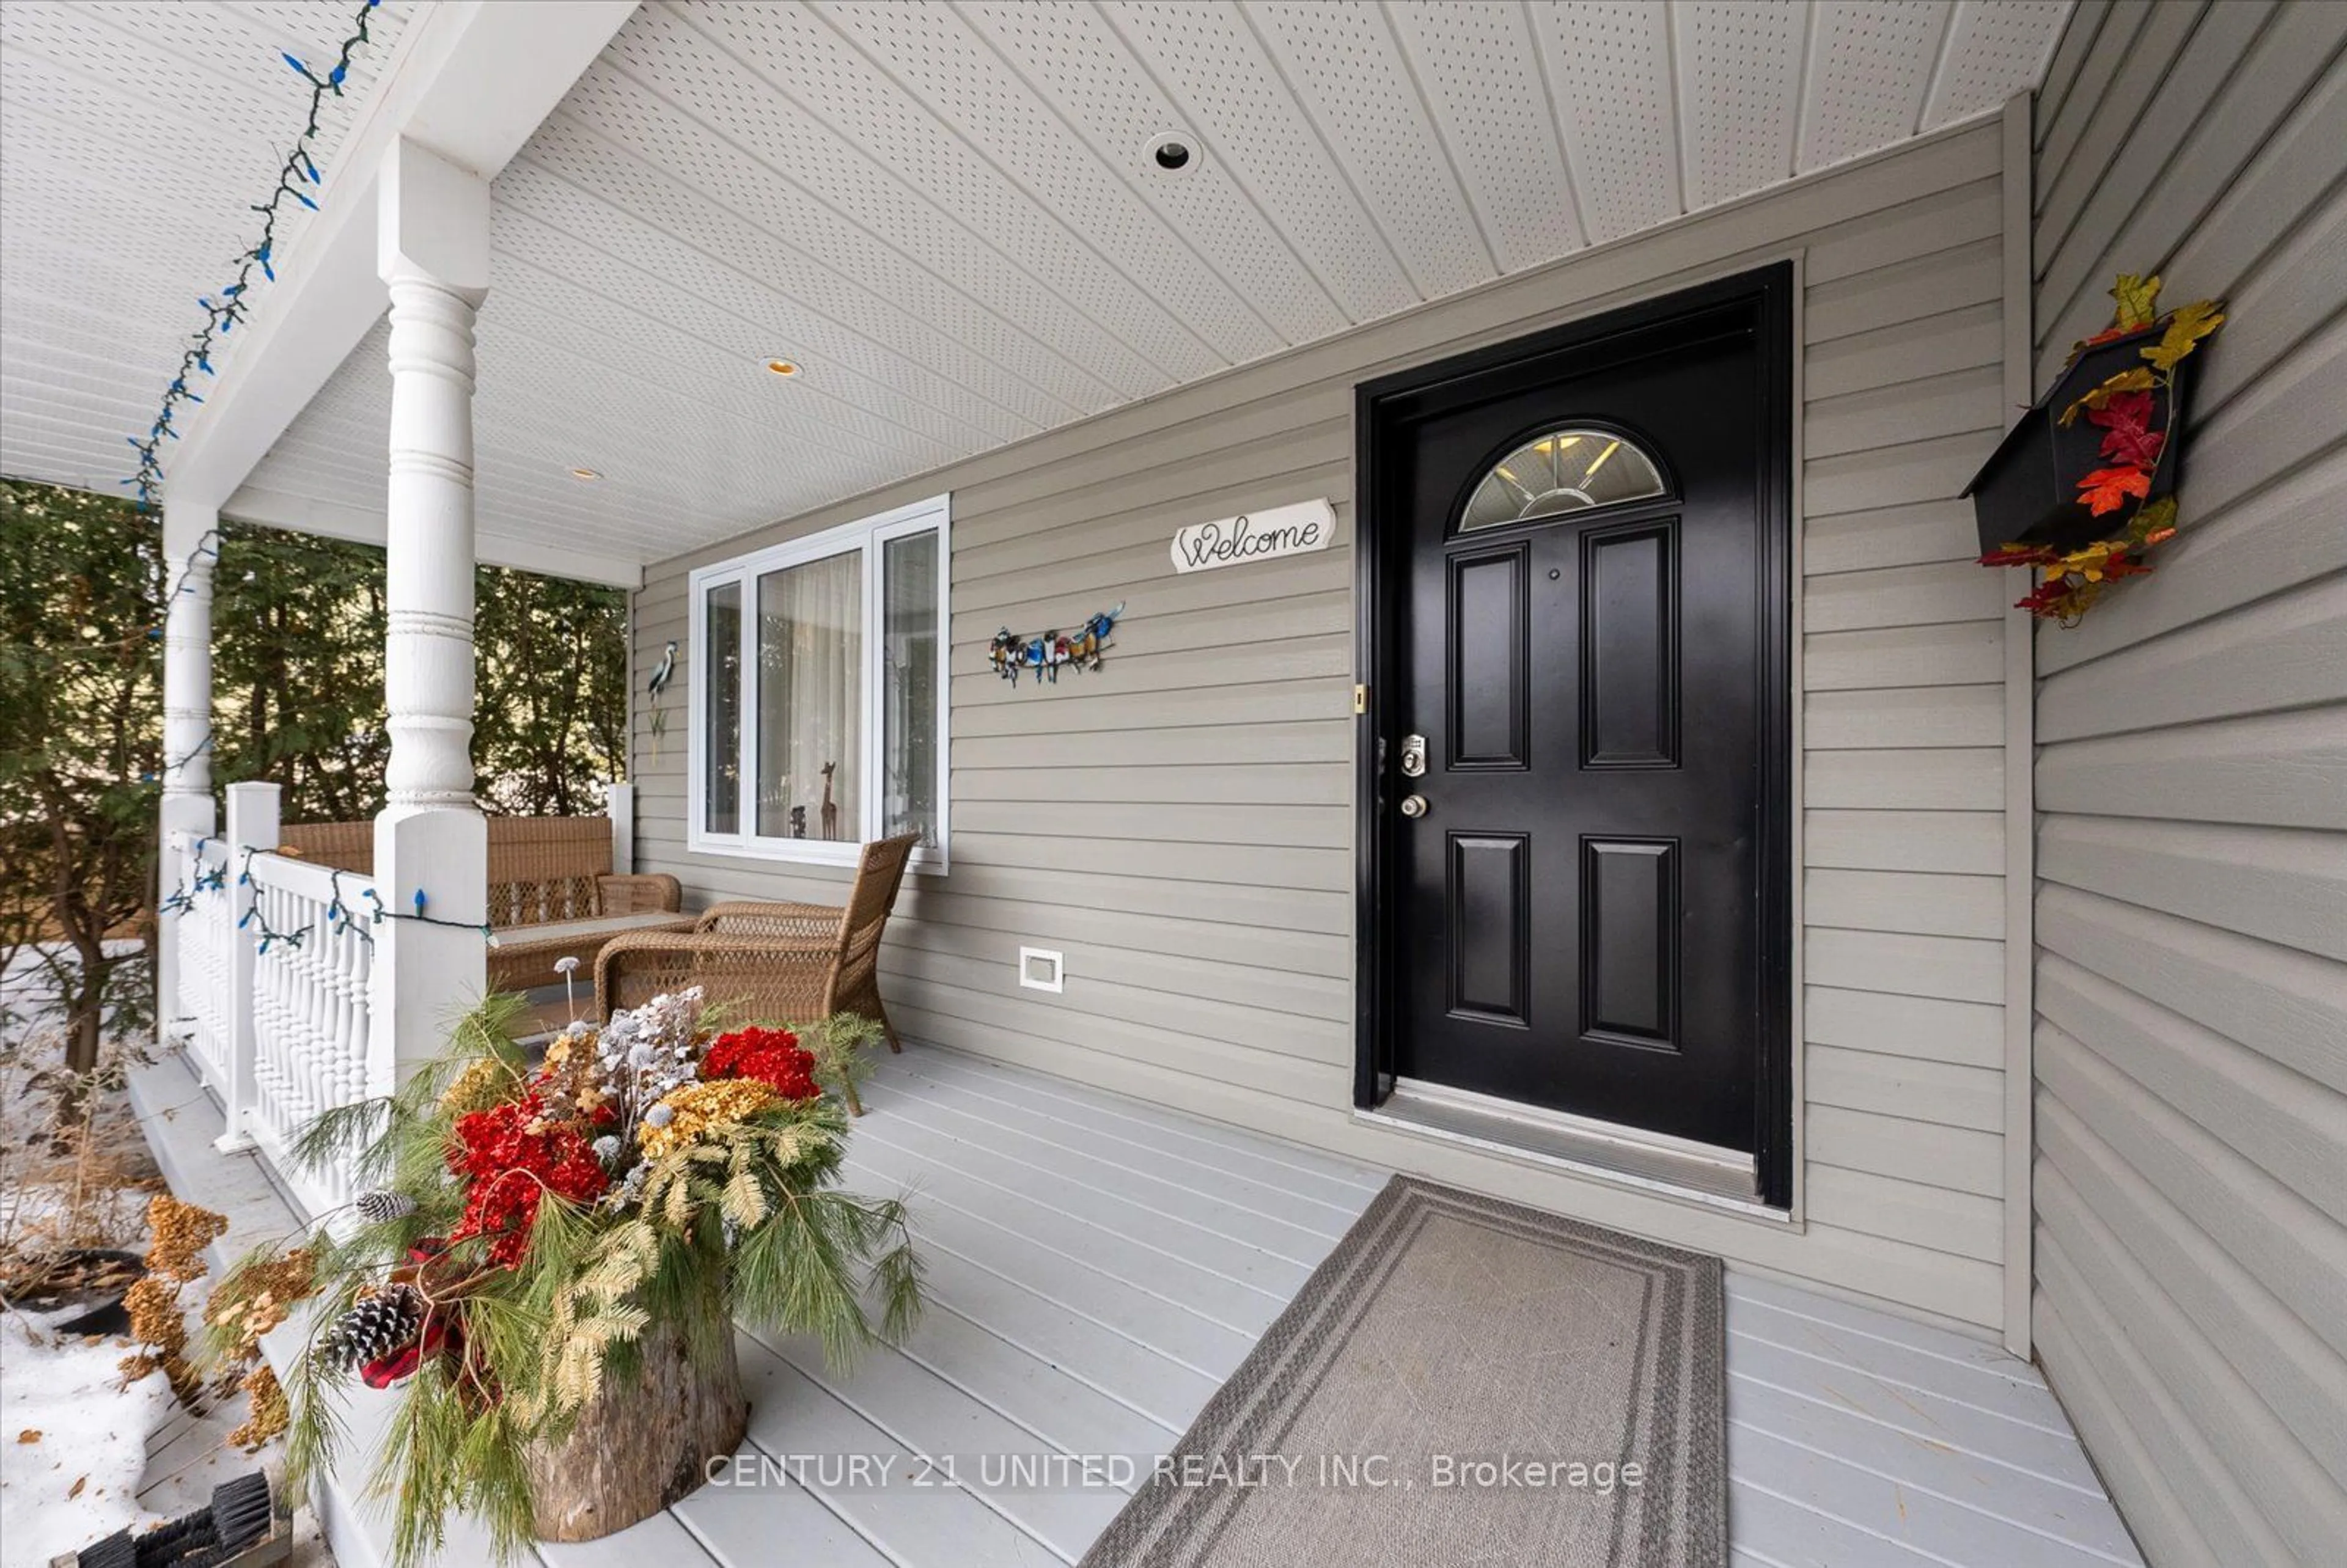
594;833;921;1046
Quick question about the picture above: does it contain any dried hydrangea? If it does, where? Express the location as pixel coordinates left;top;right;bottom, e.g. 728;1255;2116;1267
439;1055;512;1116
144;1195;228;1283
226;1365;288;1449
204;1248;317;1361
535;1027;607;1114
636;1079;780;1160
555;989;705;1135
434;990;730;1223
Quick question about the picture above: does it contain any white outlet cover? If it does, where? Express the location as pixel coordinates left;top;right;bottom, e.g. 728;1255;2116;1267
1018;947;1065;994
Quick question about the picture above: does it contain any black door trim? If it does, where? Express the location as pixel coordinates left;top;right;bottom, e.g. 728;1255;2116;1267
1352;263;1795;1208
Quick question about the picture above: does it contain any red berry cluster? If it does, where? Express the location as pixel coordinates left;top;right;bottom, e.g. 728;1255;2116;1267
446;1094;609;1267
702;1025;820;1102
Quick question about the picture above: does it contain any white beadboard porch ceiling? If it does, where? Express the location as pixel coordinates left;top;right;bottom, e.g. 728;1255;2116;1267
3;1;2072;575
0;0;414;494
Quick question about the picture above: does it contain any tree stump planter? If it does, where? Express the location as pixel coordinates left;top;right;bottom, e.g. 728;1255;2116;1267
257;992;922;1557
521;1301;747;1542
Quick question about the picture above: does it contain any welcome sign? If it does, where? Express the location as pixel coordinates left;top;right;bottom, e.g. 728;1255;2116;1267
1170;498;1335;574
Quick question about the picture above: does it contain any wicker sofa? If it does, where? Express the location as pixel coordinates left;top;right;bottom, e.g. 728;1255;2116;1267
276;816;685;992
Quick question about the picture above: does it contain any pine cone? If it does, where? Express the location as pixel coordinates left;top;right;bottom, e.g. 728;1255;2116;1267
354;1189;418;1224
312;1284;424;1374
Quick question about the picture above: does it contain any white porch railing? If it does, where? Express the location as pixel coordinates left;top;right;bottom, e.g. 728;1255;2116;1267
172;833;236;1091
161;780;637;1218
163;783;387;1220
245;848;378;1217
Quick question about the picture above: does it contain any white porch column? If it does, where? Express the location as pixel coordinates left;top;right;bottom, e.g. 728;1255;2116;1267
606;780;634;874
157;500;219;1043
218;780;279;1151
371;137;491;1085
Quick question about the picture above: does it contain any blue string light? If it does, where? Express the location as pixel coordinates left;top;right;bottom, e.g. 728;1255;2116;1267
325;877;490;942
161;855;489;951
192;842;228;896
162;824;494;954
149;527;226;783
158;837;227;914
229;846;320;953
378;884;493;940
123;1;383;511
238;896;307;956
324;867;372;947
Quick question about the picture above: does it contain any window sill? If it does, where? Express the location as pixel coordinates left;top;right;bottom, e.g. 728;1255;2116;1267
686;834;947;877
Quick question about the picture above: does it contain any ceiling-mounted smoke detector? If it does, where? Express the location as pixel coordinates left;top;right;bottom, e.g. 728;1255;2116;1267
1144;131;1200;177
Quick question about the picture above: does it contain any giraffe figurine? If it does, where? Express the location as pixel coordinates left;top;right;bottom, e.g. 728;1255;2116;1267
820;761;838;841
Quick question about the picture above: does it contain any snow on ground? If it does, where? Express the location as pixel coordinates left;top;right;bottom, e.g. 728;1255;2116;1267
1;948;330;1566
0;940;143;1033
2;1313;174;1564
1;975;180;1566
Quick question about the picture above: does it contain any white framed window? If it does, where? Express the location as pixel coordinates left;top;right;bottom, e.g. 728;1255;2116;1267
687;493;949;872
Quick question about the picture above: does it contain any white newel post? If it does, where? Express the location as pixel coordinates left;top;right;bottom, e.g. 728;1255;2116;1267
371;137;491;1091
158;500;218;1043
607;780;634;874
219;780;279;1151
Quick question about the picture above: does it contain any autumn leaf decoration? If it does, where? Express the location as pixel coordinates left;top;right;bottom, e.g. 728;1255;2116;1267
1982;274;2224;624
2110;273;2162;331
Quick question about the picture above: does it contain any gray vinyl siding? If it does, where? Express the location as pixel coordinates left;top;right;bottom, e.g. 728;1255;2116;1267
632;120;2024;1331
2027;4;2347;1565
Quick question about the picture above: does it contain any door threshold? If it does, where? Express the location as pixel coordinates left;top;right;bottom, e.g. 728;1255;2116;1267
1361;1079;1786;1220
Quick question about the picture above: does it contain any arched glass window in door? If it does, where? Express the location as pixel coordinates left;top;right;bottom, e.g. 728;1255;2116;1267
1458;428;1667;532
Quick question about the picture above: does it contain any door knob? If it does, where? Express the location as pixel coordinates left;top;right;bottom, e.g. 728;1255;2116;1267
1398;794;1429;819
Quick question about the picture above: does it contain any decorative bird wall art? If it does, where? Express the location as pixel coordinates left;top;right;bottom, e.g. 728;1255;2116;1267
646;639;677;761
989;603;1123;687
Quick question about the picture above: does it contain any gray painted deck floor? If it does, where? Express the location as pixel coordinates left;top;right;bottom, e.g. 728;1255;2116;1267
130;1046;2140;1567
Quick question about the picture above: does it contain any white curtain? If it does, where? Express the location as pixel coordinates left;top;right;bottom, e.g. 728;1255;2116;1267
703;582;742;834
757;552;861;840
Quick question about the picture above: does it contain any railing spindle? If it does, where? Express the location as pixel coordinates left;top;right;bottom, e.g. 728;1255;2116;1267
234;846;381;1217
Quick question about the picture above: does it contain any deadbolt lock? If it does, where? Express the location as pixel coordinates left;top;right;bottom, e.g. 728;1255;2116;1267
1398;793;1429;819
1399;733;1427;779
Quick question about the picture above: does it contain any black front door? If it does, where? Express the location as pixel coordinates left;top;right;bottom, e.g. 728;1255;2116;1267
1357;268;1791;1188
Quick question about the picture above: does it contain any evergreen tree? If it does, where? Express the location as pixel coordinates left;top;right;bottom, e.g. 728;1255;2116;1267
1;480;163;1072
0;477;628;1074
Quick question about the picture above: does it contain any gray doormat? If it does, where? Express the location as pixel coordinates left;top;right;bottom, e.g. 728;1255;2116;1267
1083;1176;1725;1567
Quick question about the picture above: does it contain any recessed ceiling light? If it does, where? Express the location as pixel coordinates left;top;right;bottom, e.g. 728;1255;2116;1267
570;467;602;481
1145;131;1199;176
765;358;801;378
